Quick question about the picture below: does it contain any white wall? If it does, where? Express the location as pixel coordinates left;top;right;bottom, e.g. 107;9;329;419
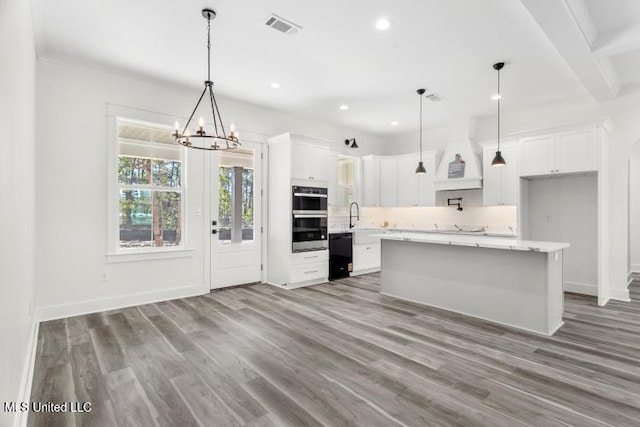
0;0;37;424
630;144;640;272
35;59;386;319
525;175;598;295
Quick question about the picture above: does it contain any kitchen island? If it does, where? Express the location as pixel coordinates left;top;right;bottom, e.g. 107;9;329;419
378;232;569;335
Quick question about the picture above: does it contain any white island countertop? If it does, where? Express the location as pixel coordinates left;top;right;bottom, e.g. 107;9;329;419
376;232;569;253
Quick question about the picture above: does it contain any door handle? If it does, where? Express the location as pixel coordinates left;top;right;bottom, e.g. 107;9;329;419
211;229;217;234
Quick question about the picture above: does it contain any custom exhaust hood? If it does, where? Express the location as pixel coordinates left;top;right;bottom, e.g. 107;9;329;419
434;119;483;191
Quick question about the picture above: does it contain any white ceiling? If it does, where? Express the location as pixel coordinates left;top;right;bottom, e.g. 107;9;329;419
31;0;636;136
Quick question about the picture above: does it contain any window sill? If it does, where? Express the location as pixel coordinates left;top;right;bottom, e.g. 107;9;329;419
106;247;196;263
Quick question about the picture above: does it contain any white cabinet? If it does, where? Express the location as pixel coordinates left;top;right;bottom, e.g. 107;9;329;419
362;155;381;207
520;130;597;177
380;157;398;207
362;152;436;207
291;143;328;181
352;243;381;274
289;251;329;284
396;155;419;206
327;151;338;209
396;153;437;207
556;130;597;173
483;145;519;206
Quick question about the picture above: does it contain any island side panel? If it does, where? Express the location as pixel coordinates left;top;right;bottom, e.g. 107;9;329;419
547;250;564;334
380;239;554;335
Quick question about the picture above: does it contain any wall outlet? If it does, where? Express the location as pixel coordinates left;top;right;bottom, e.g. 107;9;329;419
99;272;108;282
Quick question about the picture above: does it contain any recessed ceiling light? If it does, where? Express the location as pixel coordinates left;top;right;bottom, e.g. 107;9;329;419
271;82;281;89
339;104;349;110
375;17;392;31
491;94;501;100
391;121;399;126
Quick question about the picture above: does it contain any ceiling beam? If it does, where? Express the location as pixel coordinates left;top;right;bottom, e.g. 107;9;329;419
591;24;640;58
519;0;619;101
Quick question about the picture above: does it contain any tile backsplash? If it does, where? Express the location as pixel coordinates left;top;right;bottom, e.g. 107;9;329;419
331;206;517;235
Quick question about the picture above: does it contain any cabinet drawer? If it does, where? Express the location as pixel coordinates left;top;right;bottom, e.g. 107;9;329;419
291;250;329;266
290;261;328;283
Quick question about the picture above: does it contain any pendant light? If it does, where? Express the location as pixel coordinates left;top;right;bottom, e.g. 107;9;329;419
172;9;240;151
415;88;427;174
491;62;506;167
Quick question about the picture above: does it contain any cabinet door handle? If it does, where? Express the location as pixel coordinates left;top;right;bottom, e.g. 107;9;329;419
304;270;318;274
304;255;318;260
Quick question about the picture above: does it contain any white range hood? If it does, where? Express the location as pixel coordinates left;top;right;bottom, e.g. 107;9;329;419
434;119;483;191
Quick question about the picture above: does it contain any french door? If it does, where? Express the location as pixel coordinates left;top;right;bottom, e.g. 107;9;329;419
209;141;262;290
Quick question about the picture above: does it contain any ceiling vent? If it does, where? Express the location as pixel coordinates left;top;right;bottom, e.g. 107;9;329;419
265;14;302;35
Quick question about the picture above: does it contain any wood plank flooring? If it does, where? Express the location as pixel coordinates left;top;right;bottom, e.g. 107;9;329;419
28;274;640;426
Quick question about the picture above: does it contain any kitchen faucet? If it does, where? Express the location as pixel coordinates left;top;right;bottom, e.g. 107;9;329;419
349;202;360;229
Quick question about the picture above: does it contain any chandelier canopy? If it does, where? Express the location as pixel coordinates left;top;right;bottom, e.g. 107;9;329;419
173;9;240;151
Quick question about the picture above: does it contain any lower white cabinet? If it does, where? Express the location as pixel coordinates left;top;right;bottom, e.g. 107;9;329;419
289;251;328;285
352;243;381;274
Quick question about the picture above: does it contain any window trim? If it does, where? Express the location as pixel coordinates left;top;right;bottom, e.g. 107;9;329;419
107;105;192;260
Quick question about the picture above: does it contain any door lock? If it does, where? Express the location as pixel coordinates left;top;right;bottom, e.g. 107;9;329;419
211;229;217;234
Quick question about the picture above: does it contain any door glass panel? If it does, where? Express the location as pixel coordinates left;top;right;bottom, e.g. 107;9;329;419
242;168;254;241
218;149;255;244
218;166;233;242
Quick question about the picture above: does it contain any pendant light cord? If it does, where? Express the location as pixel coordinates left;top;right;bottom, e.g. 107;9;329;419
207;15;211;82
497;68;500;152
419;93;423;162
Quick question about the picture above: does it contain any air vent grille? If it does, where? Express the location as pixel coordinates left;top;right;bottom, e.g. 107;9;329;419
265;14;302;35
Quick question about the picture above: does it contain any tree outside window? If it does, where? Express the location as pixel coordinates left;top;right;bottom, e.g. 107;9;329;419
117;122;184;249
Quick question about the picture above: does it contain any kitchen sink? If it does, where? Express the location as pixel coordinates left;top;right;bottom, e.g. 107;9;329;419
353;229;384;245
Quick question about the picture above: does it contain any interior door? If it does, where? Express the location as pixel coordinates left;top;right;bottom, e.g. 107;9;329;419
210;142;262;289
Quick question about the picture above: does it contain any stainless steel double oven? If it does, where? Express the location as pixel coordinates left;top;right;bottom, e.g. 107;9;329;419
292;185;328;252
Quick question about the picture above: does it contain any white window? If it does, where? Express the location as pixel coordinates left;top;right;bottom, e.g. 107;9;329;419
116;119;184;250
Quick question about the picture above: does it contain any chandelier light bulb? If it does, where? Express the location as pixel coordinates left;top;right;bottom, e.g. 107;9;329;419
174;120;180;131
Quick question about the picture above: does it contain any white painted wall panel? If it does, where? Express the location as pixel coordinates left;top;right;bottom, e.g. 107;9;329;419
0;0;37;425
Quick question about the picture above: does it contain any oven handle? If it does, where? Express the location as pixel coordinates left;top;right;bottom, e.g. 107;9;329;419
293;214;328;219
292;211;328;216
293;193;328;198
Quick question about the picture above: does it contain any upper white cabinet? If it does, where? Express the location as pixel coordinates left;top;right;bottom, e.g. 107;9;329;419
483;144;519;206
361;152;437;208
362;155;381;207
555;130;597;173
327;151;338;208
519;129;597;177
380;157;398;207
291;143;328;182
396;155;419;207
397;152;437;207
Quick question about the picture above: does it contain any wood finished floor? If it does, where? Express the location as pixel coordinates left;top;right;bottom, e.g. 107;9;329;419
28;273;640;427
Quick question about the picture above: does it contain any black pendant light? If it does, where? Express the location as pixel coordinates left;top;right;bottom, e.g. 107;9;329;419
415;88;427;174
491;62;506;167
172;9;240;151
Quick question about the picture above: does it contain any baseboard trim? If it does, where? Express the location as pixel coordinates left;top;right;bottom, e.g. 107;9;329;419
564;281;597;296
351;267;381;276
37;283;208;321
14;316;39;427
380;292;562;336
609;287;631;302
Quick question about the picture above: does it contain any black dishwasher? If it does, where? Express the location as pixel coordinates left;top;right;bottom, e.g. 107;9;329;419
329;232;353;280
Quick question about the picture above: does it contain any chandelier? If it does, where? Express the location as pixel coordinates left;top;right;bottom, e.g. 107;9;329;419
173;9;240;151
